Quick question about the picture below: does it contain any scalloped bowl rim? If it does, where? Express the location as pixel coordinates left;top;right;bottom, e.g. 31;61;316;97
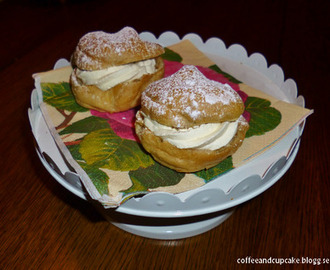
29;31;305;219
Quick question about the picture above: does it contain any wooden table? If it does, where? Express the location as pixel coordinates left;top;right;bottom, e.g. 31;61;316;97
1;0;328;269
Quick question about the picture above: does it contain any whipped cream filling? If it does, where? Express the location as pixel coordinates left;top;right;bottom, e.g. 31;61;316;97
76;58;156;90
142;113;239;150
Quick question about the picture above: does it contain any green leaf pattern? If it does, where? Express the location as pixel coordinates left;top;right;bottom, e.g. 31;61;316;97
80;129;154;171
208;65;242;84
40;55;282;198
244;97;282;138
195;156;234;182
161;47;183;62
42;82;88;112
127;163;185;193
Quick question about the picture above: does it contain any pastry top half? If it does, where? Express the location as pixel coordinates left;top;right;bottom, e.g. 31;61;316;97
140;65;245;129
71;26;165;70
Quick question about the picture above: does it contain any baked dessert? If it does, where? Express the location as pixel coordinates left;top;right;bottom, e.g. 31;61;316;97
70;27;165;112
135;65;249;172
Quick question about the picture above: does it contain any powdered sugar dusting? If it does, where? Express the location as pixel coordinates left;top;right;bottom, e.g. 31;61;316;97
74;27;163;69
79;27;139;57
142;65;243;126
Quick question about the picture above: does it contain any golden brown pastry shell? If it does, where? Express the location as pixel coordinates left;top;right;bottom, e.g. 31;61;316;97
135;114;249;172
70;57;164;113
140;66;245;128
141;98;245;129
72;29;165;70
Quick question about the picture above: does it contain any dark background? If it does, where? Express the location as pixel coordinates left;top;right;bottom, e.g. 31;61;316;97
0;0;329;269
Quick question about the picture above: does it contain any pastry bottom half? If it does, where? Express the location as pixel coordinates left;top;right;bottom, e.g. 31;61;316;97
135;117;249;173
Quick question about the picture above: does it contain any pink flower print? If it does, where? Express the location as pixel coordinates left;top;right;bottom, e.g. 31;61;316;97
91;108;140;141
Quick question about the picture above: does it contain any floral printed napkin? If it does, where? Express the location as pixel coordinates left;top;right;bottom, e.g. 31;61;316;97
34;40;312;207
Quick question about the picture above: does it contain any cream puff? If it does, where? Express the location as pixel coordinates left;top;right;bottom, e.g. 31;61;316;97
70;26;165;113
135;65;249;172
